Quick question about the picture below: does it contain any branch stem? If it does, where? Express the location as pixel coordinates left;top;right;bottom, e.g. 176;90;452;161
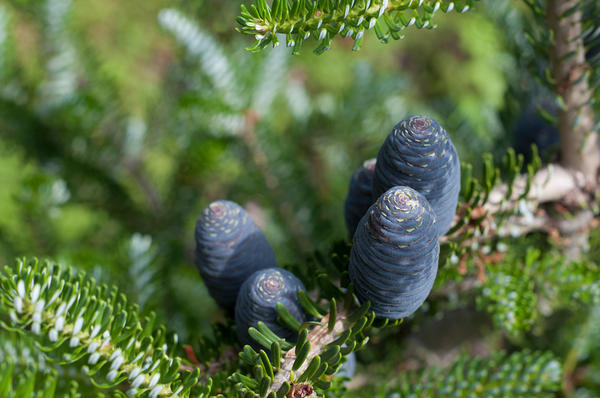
546;0;599;181
268;310;349;396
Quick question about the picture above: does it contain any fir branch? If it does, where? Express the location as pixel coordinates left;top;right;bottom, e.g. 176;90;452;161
37;0;80;110
438;144;600;271
563;304;600;393
0;333;48;370
474;243;600;336
127;233;160;312
582;1;600;103
237;279;396;398
268;309;349;395
231;285;380;398
0;331;110;396
284;76;312;122
443;164;588;245
0;258;204;398
442;163;597;267
522;0;600;180
251;44;289;117
241;111;313;255
477;268;537;335
383;350;562;397
0;332;103;396
158;8;243;110
122;117;165;214
236;0;479;53
0;359;64;398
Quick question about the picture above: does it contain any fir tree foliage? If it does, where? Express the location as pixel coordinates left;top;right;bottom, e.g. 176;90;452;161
236;0;479;53
159;8;244;112
381;350;562;398
0;360;63;398
158;7;291;137
0;258;203;398
0;334;58;398
127;233;160;313
38;0;80;111
477;246;600;336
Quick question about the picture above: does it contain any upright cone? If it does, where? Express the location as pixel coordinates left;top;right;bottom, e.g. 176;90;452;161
372;115;460;237
349;186;440;319
195;200;278;309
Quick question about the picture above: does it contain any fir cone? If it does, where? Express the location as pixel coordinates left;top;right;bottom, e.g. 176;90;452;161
344;158;376;239
349;186;440;319
195;200;278;309
372;115;460;237
235;268;307;349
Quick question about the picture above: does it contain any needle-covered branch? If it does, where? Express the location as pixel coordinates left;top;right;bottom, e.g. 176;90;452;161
236;0;478;54
230;288;391;398
268;309;348;395
442;160;596;251
0;259;205;398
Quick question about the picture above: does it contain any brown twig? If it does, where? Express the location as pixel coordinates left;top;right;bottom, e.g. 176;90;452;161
269;310;349;397
440;163;596;248
547;0;600;182
486;164;589;214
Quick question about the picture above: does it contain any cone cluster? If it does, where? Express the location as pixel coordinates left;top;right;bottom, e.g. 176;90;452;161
195;200;306;349
194;115;460;345
345;115;460;319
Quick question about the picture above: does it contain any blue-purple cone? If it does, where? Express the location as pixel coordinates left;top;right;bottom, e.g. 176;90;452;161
372;115;460;237
344;159;376;239
349;186;440;319
195;200;278;309
235;268;307;349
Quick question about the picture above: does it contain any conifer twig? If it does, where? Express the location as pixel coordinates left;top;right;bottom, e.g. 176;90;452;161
269;310;349;396
441;164;596;247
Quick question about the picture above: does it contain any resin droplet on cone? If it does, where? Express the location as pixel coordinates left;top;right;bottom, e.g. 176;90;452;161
372;115;460;237
195;200;278;309
344;158;376;239
235;268;307;349
349;186;440;319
